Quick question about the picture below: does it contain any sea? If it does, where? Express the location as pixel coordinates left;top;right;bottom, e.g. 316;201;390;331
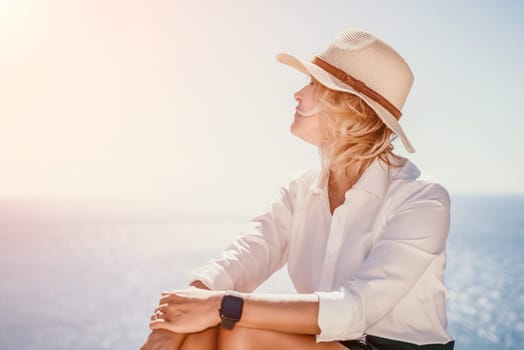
0;194;522;349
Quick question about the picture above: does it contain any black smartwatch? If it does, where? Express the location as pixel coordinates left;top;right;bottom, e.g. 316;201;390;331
219;291;244;329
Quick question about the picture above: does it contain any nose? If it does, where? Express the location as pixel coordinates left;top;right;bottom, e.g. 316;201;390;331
294;88;303;102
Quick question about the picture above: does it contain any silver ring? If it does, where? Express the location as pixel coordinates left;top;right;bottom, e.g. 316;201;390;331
154;310;162;319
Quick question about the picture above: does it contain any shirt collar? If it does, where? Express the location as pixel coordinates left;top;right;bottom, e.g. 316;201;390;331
309;157;404;199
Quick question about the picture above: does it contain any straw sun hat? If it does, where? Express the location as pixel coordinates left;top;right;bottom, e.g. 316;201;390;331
276;28;416;153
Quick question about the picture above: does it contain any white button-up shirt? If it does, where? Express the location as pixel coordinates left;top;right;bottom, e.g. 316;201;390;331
189;156;454;345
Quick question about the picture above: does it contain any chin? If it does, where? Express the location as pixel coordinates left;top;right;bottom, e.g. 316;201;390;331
290;123;298;136
290;124;319;146
294;133;318;146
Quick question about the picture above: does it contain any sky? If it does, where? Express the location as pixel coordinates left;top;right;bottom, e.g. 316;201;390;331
1;0;523;215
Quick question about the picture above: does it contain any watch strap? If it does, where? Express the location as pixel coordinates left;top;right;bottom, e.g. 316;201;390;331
219;290;244;329
220;315;238;330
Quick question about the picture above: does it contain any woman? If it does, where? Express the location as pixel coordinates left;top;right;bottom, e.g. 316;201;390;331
140;28;455;350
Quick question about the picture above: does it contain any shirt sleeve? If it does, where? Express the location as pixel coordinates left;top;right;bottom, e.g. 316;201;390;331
314;183;451;342
188;176;298;292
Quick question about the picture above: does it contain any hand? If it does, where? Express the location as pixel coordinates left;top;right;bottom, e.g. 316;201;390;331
139;329;185;350
149;287;226;334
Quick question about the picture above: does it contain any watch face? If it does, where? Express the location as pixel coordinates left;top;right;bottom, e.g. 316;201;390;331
221;295;243;319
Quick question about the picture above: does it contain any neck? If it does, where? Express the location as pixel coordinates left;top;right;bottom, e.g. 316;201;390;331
328;169;357;198
324;156;380;200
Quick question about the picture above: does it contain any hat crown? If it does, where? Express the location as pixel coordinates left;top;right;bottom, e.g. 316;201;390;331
316;29;414;110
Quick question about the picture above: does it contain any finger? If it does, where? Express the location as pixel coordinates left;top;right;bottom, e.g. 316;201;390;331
149;318;167;330
159;294;176;304
161;289;183;296
150;308;166;321
150;312;163;321
154;304;168;314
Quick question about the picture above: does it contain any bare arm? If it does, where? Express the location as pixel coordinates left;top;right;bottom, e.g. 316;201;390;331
152;284;321;336
233;291;321;335
189;280;320;334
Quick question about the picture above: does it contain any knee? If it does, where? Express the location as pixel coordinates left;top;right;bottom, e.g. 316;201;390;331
217;326;261;350
181;327;219;350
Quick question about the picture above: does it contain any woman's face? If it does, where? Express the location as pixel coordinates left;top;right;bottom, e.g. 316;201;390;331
290;77;322;146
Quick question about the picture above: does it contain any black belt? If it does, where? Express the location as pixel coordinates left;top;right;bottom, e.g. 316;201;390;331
339;334;455;350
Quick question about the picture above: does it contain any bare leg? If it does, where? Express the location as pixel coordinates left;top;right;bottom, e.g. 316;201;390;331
139;329;187;350
141;327;348;350
180;327;219;350
140;328;219;350
217;326;348;350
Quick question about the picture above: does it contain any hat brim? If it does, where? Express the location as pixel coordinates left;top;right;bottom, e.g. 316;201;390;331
276;52;416;153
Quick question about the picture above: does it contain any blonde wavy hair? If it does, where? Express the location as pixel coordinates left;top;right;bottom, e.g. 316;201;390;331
310;79;407;186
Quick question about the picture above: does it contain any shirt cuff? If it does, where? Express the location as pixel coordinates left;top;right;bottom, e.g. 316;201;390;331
314;290;364;342
188;263;235;291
